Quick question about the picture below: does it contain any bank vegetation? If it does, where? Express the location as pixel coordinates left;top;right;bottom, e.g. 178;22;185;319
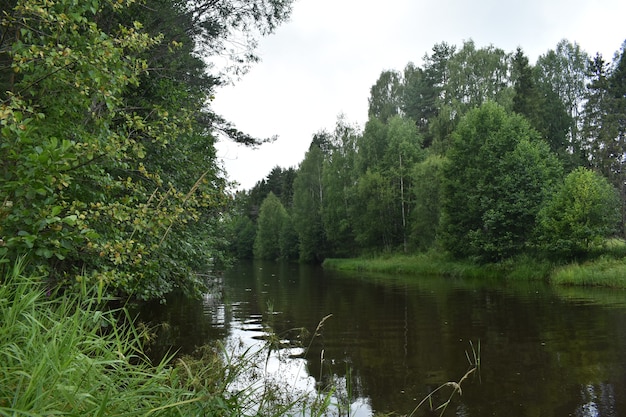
230;38;626;291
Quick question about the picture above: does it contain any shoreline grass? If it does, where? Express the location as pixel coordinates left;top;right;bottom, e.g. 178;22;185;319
323;250;626;289
551;256;626;288
0;260;217;416
0;260;334;416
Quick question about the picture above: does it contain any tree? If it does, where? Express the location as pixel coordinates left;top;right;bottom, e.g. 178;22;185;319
292;144;326;262
230;216;256;259
411;154;445;250
440;102;562;261
279;214;299;260
512;48;540;118
253;192;288;260
535;39;589;163
421;42;456;148
584;43;626;235
402;63;432;141
352;115;423;253
356;117;388;175
428;40;512;153
536;167;620;257
0;0;294;299
0;0;168;297
351;169;394;251
368;70;403;123
383;115;424;251
512;48;571;164
321;118;358;257
246;166;297;219
605;42;626;234
444;40;511;110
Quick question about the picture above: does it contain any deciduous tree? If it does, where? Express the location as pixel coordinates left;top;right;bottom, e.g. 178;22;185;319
536;167;620;257
292;144;326;262
441;102;562;261
0;0;294;299
254;192;288;260
411;154;445;250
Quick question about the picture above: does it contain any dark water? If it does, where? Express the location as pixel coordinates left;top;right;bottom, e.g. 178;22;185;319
138;260;626;416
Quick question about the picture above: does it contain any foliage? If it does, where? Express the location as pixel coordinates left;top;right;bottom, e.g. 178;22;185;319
443;40;512;111
292;144;326;262
320;119;358;257
245;166;297;220
368;69;403;123
351;115;423;253
278;214;299;260
231;38;626;271
1;0;175;299
229;215;256;259
411;154;445;250
440;102;562;261
0;0;294;299
536;167;621;258
511;48;571;163
351;169;394;251
535;39;589;161
584;43;626;235
253;192;288;260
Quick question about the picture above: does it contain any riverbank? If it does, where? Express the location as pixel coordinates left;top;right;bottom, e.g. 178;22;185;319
0;262;330;416
322;248;626;289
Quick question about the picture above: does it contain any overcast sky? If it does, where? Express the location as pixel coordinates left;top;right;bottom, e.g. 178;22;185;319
213;0;626;190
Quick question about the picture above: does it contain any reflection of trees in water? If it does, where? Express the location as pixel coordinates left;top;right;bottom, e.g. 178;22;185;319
140;261;626;416
134;279;229;363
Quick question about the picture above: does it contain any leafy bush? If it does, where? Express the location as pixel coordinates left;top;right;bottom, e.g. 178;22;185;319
535;167;621;258
0;0;229;299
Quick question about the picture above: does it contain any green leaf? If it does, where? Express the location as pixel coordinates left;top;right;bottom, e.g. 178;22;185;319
62;215;78;226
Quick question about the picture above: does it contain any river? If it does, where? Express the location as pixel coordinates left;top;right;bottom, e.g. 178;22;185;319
137;260;626;416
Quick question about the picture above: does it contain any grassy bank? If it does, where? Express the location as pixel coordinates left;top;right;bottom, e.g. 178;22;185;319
323;250;626;289
551;256;626;288
0;261;329;416
323;251;554;282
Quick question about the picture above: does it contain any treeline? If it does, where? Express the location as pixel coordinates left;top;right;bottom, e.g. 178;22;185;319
0;0;294;299
230;39;626;263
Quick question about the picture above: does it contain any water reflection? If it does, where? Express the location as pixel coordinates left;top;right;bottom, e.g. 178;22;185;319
137;260;626;416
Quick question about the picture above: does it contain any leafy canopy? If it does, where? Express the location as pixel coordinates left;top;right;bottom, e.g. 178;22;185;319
441;102;562;261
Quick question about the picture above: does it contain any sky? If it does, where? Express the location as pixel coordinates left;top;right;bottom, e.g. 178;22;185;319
213;0;626;190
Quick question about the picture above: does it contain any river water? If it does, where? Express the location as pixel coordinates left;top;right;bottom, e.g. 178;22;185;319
138;260;626;416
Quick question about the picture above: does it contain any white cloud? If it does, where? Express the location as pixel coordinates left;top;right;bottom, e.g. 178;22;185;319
213;0;626;190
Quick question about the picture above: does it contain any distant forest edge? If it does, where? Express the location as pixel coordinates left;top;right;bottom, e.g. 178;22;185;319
232;38;626;269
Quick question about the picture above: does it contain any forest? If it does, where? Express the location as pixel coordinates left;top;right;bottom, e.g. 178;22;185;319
233;38;626;266
1;1;626;414
1;0;626;302
0;0;294;300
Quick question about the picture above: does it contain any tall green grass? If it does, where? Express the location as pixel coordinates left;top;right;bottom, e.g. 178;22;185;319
323;251;553;281
0;260;333;416
551;256;626;288
0;260;211;416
